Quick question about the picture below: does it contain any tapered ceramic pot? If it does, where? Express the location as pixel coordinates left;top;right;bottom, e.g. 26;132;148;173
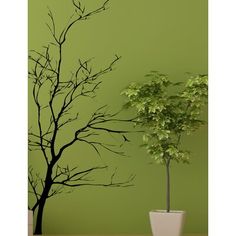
149;210;185;236
28;210;33;236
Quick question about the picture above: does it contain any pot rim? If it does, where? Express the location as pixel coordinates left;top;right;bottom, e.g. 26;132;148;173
150;209;186;214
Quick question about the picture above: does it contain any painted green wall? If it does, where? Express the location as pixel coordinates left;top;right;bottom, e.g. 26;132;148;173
29;0;208;234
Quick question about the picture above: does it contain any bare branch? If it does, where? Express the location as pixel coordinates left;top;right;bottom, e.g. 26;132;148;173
46;8;60;44
53;166;135;188
56;103;135;160
59;0;111;44
47;185;64;198
28;167;40;202
55;55;121;125
28;167;44;212
78;138;126;156
53;166;107;183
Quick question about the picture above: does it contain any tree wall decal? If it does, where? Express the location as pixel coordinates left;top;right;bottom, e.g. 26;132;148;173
28;1;134;234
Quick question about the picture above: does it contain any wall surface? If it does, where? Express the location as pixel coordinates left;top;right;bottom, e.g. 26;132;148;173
28;0;208;234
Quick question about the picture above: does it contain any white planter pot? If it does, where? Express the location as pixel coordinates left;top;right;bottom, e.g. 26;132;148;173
149;210;185;236
28;210;33;236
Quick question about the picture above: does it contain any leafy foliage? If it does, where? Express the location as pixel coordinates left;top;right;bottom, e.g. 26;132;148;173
121;71;208;165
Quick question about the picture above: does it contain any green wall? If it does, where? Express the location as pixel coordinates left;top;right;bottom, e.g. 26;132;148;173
29;0;208;234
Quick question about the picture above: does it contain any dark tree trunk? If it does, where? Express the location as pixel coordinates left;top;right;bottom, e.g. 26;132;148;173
34;195;47;234
166;161;170;213
34;166;53;235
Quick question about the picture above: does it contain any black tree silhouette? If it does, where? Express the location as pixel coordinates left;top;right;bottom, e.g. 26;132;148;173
28;1;135;234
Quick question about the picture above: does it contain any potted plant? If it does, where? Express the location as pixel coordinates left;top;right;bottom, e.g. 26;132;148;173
121;71;208;236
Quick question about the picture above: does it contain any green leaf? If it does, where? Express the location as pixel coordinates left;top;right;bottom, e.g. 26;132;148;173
121;71;208;165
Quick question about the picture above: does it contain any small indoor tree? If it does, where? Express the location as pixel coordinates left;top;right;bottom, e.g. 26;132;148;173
121;71;208;212
28;0;134;234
